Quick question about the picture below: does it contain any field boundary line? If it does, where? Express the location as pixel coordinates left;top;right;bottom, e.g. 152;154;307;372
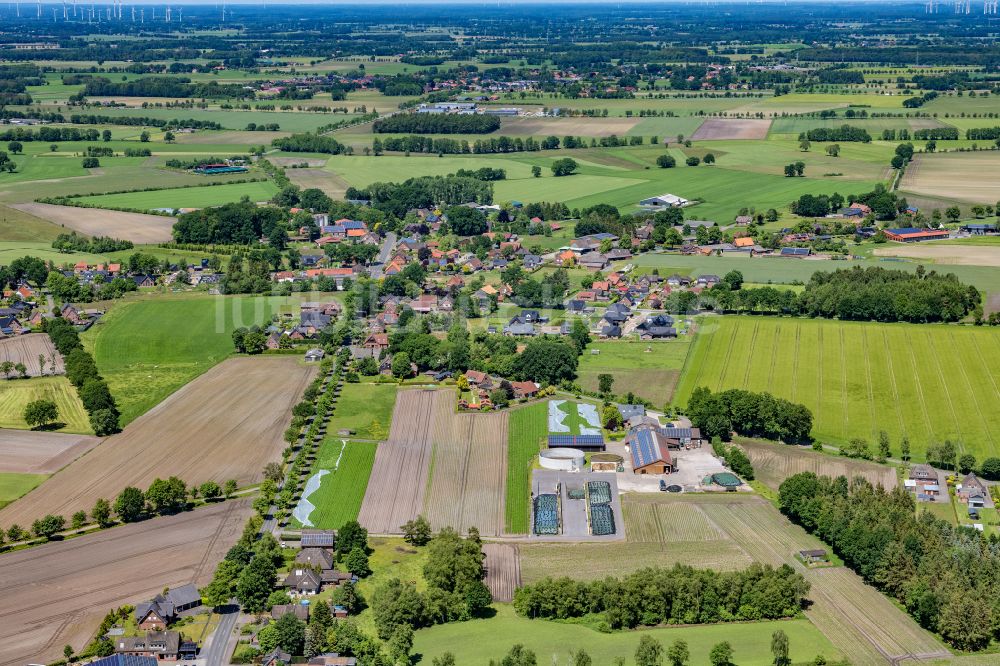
860;327;878;442
946;330;995;451
924;333;966;451
717;319;740;389
742;321;760;389
879;328;907;439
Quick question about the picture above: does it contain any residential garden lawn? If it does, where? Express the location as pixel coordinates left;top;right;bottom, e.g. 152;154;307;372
74;180;279;211
292;438;378;530
0;472;49;510
505;400;547;534
0;376;91;433
81;294;284;426
675;316;1000;461
576;339;691;406
413;605;843;666
918;500;957;526
350;536;429;637
326;382;398;440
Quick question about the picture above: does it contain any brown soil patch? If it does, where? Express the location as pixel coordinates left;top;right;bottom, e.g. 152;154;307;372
423;392;508;536
692;118;772;140
0;429;103;474
0;499;251;666
357;389;437;534
482;543;520;602
900;153;1000;205
10;203;176;244
873;244;1000;267
0;333;63;377
738;439;897;491
286;168;349;199
0;356;315;525
498;116;640;137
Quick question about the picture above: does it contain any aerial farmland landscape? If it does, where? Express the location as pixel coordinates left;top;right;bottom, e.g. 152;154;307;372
6;2;1000;665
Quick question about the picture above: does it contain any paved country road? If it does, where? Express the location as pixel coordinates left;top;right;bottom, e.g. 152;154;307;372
369;231;397;279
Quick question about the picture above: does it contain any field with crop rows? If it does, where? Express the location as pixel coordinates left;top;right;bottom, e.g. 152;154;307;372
0;376;91;433
482;543;521;603
75;181;279;211
738;439;898;491
357;389;436;534
676;316;1000;460
622;494;728;542
423;392;508;536
297;438;378;530
505;401;547;534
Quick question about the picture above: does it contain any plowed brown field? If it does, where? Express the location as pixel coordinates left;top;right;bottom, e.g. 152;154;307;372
0;356;315;525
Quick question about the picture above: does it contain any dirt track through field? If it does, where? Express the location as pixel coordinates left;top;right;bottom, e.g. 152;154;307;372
10;202;176;244
357;389;437;533
424;392;508;536
483;543;520;602
692;118;772;140
0;356;315;525
0;498;250;666
0;429;103;474
0;333;63;377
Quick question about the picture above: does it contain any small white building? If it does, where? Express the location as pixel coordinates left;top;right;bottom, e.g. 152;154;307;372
639;193;690;208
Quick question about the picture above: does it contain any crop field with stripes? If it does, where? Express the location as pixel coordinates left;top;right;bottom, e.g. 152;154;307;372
675;316;1000;461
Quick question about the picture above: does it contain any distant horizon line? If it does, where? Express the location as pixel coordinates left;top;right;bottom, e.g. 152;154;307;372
6;0;933;5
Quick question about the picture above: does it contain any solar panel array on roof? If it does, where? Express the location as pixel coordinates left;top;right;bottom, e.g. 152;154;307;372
631;428;667;469
301;530;336;548
91;655;158;666
547;434;605;449
780;247;810;256
657;427;694;439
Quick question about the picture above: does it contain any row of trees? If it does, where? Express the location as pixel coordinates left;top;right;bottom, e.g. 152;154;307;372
43;318;121;436
271;133;350;155
799;125;872;142
779;472;1000;650
372;113;501;134
513;563;808;629
686;386;813;443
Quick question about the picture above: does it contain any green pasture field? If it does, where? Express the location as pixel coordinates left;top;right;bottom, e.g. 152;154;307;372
292;438;378;530
75;181;279;210
505;400;547;534
0;241;108;266
624;253;1000;296
675;316;1000;460
57;106;350;132
82;294;284;425
326;382;398;440
768;116;946;136
0;205;63;242
628;116;706;137
0;376;92;433
0;472;49;510
2;153;90;184
413;605;842;666
577;339;692;406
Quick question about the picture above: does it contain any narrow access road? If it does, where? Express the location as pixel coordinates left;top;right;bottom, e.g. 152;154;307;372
368;232;397;280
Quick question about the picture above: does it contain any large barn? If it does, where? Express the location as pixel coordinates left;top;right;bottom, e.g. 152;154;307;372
628;428;674;475
883;227;949;242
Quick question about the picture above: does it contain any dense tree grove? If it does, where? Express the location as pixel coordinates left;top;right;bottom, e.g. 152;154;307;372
348;176;492;218
513;564;809;629
271;133;350;154
686;387;813;442
43;318;121;436
173;201;286;244
83;76;251;99
373;113;500;134
799;125;872;142
779;473;1000;651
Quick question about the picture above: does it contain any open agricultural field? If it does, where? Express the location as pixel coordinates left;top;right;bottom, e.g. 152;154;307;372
82;294;283;425
873;243;1000;267
326;382;398;440
0;376;91;433
293;438;378;530
357;389;437;534
0;498;250;666
676;316;1000;460
0;356;314;525
576;339;691;405
0;334;63;377
0;241;109;266
64;106;346;132
10;202;176;244
625;253;1000;296
497;115;641;136
0;472;48;510
482;543;520;603
900;153;1000;205
0;204;63;242
505;401;547;534
413;605;842;666
768;116;945;136
0;429;103;474
285;167;349;199
73;180;279;211
738;439;898;492
691;118;772;140
423;391;508;536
